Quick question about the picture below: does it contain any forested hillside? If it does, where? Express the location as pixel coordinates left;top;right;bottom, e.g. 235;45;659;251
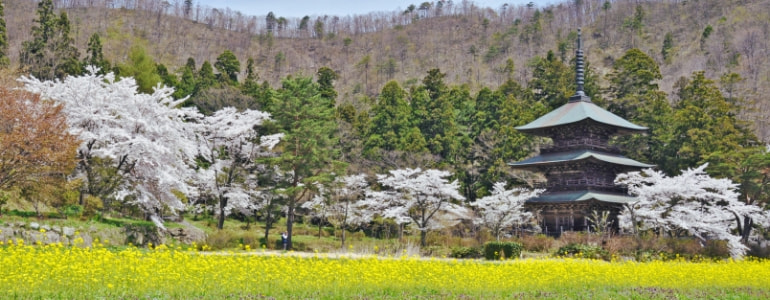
3;0;769;137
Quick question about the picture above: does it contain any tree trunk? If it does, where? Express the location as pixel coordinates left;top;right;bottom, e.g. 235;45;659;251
217;196;226;230
420;230;427;247
741;216;754;242
286;201;295;250
263;207;273;248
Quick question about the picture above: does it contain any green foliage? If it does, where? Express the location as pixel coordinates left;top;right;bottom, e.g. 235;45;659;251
365;81;424;155
659;71;757;177
0;190;7;215
555;243;610;260
606;48;662;119
175;62;197;99
19;1;80;79
117;45;161;94
701;24;713;49
83;33;110;73
661;32;674;63
214;50;240;85
450;246;482;259
483;241;523;260
528;51;573;109
0;0;8;68
266;75;342;249
316;66;338;101
197;61;217;91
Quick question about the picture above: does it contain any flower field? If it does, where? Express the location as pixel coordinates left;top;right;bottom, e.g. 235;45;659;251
1;241;769;299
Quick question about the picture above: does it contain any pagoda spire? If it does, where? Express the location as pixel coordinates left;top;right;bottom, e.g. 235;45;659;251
569;28;591;102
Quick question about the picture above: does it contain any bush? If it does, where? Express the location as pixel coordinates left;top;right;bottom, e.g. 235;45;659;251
483;241;523;260
8;210;36;218
555;243;609;260
450;246;481;259
702;240;730;259
518;234;554;252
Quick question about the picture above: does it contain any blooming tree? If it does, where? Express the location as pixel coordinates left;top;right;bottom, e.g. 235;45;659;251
470;182;543;240
369;168;469;247
195;107;282;229
302;174;370;246
616;164;767;258
330;174;370;247
21;68;201;227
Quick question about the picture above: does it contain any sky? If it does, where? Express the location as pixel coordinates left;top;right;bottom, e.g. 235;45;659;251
194;0;556;19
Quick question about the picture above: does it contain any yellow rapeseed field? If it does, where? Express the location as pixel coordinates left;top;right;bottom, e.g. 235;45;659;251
1;238;768;299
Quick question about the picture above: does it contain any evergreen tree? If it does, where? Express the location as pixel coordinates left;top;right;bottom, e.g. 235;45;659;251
20;0;80;79
197;61;217;91
660;72;757;177
0;0;9;67
267;75;341;250
83;33;110;74
175;65;197;99
606;48;662;120
365;81;423;155
528;51;573;110
185;57;197;72
156;63;178;90
51;12;81;77
316;66;338;103
661;32;674;63
214;50;240;85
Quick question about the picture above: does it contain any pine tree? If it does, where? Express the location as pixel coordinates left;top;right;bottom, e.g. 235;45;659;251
197;61;217;91
606;48;662;120
267;75;341;250
365;81;423;155
19;0;80;79
214;50;240;85
316;66;338;103
83;33;110;74
660;72;757;177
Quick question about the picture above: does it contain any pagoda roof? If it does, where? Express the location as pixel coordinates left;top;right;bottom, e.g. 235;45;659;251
526;190;636;204
509;149;654;169
515;101;647;134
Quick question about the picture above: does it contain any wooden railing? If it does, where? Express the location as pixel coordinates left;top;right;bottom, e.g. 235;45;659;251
533;179;627;193
540;138;619;153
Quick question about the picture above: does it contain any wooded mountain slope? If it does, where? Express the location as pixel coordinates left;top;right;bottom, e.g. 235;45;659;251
4;0;769;139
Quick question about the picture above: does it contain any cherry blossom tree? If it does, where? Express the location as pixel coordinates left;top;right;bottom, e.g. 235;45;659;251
370;168;469;247
616;164;767;258
330;174;370;247
21;67;202;227
302;174;370;246
195;107;282;229
470;182;543;240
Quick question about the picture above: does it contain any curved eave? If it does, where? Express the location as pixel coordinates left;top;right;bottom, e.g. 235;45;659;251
525;190;637;204
508;149;655;169
516;101;647;133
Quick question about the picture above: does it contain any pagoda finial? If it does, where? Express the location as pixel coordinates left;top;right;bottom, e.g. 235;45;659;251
569;28;591;102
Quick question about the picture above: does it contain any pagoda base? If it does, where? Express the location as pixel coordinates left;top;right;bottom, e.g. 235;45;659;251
525;191;631;236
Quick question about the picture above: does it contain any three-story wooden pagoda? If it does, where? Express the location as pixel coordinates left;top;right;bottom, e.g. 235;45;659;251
509;29;653;235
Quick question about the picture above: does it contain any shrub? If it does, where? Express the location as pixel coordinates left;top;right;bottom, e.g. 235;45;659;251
555;243;609;260
518;234;554;252
483;241;523;260
450;246;481;259
702;240;730;259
